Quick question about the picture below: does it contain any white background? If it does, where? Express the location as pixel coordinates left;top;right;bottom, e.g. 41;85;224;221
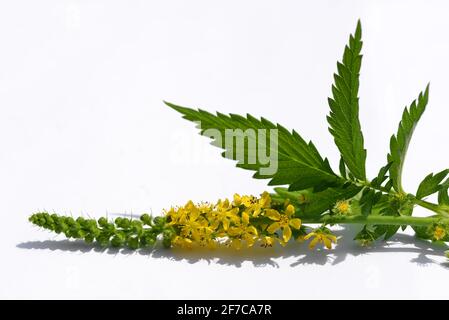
1;0;449;299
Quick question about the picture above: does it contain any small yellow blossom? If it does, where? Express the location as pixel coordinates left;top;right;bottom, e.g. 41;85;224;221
209;205;240;231
433;226;446;241
265;204;301;243
260;235;276;247
333;199;351;215
304;228;338;249
233;193;242;206
240;195;255;207
227;222;258;248
179;207;208;241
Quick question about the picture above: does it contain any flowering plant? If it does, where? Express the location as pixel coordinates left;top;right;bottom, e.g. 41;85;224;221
29;21;449;258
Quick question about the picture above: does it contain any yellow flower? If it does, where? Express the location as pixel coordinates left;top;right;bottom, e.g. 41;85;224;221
198;201;213;214
234;192;271;218
304;228;337;249
179;206;208;241
227;222;259;248
211;207;240;231
333;199;351;215
172;236;193;249
196;226;219;249
246;192;272;218
433;226;446;241
233;193;242;206
259;191;272;207
260;235;276;247
165;206;188;225
265;204;301;243
233;193;255;207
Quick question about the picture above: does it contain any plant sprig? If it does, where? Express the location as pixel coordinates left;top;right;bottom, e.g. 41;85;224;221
29;20;449;258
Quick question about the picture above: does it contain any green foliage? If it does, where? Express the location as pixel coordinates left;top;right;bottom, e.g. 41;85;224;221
327;20;367;181
438;178;449;205
416;169;449;199
165;101;341;191
388;86;429;193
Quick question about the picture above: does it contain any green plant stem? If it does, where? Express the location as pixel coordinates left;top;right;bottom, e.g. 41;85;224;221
302;214;446;227
413;198;449;217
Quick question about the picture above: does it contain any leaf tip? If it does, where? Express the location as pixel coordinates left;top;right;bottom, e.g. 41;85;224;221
355;19;362;38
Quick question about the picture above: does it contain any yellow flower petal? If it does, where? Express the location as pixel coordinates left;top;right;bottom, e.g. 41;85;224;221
303;232;315;240
282;225;292;243
289;218;301;230
242;212;250;225
242;196;253;207
323;237;332;249
265;209;281;221
267;222;280;234
230;215;240;224
247;225;258;236
233;194;242;206
259;192;271;208
222;219;230;231
228;227;241;237
229;208;239;215
210;220;219;230
285;204;295;216
328;235;338;243
309;236;320;250
261;236;275;247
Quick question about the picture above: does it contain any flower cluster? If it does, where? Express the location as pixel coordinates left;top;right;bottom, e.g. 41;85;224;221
29;192;341;251
167;192;302;249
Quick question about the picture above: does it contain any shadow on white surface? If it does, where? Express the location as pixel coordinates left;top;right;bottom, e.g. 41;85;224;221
17;227;449;269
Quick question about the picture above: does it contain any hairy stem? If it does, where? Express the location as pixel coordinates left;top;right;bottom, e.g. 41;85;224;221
303;214;446;226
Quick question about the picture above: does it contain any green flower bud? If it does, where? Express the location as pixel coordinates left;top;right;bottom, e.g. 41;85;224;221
66;217;76;226
96;233;110;247
84;234;95;244
162;229;175;248
153;216;166;226
102;222;115;233
98;217;108;227
140;214;152;225
162;236;172;248
117;218;130;229
111;233;125;247
76;217;86;225
127;236;140;250
131;220;143;234
140;233;156;247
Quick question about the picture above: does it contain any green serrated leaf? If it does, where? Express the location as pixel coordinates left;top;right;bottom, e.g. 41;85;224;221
339;156;347;179
388;85;429;193
165;101;341;191
416;169;449;200
359;188;382;216
438;178;449;205
327;20;367;181
371;162;392;189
